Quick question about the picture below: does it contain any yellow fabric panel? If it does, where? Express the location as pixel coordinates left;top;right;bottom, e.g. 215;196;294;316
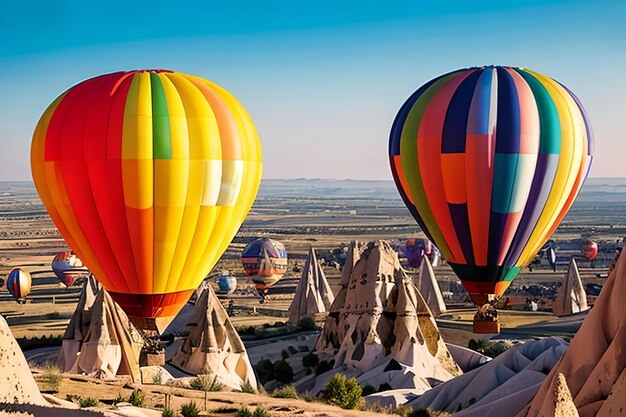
157;73;189;159
164;73;221;160
153;159;189;293
217;160;244;206
163;159;204;291
122;159;153;209
122;72;153;160
188;205;235;287
153;206;185;293
174;205;220;291
517;73;585;266
154;159;189;208
201;160;223;206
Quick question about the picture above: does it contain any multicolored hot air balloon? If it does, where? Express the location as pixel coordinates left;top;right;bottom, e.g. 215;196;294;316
405;238;432;268
389;66;593;314
31;70;263;332
581;239;598;261
52;251;90;286
218;273;238;295
241;237;287;299
7;268;31;302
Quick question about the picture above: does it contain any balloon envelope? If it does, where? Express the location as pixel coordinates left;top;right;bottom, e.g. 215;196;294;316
241;237;287;292
581;240;598;260
52;251;90;286
31;70;263;332
405;238;433;268
389;66;593;305
7;268;31;301
218;274;237;294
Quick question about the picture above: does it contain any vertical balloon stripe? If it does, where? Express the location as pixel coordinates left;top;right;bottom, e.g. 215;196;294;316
123;73;154;294
150;73;172;159
503;69;561;267
494;68;521;154
152;74;190;294
61;74;133;293
518;72;584;265
441;69;482;153
400;72;463;260
520;73;587;263
559;82;594;155
449;203;475;264
466;68;496;266
161;73;216;294
86;74;140;294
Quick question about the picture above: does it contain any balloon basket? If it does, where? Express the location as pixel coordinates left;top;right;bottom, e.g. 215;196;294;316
473;318;500;334
140;349;165;366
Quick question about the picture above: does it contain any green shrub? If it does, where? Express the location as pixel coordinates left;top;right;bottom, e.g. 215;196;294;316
287;345;297;355
189;374;224;392
239;379;256;394
255;359;275;384
79;397;99;408
322;373;362;409
272;360;294;384
302;353;319;369
407;409;454;417
129;389;146;407
298;317;317;331
361;385;376;396
42;365;63;393
270;385;298;399
180;401;200;417
252;407;271;417
161;408;176;417
281;349;290;360
315;360;333;375
468;338;514;358
236;407;254;417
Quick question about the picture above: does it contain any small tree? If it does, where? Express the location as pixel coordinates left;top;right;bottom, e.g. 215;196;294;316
273;360;294;384
270;385;299;399
180;401;200;417
302;352;319;369
298;317;317;330
322;373;362;410
129;389;146;407
189;375;223;410
255;359;274;384
315;359;333;375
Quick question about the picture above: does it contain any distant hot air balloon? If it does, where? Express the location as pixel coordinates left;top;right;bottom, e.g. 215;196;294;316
31;70;262;332
7;268;31;302
241;237;287;299
405;238;433;268
581;240;598;261
389;66;593;331
218;273;238;295
52;251;90;286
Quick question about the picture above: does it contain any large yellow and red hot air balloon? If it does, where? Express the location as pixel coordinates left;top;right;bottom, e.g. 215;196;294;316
389;66;593;321
31;70;262;332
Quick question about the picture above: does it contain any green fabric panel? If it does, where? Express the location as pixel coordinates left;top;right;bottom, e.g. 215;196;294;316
150;72;172;159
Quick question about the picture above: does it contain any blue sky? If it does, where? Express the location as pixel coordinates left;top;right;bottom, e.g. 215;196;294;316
1;0;624;180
